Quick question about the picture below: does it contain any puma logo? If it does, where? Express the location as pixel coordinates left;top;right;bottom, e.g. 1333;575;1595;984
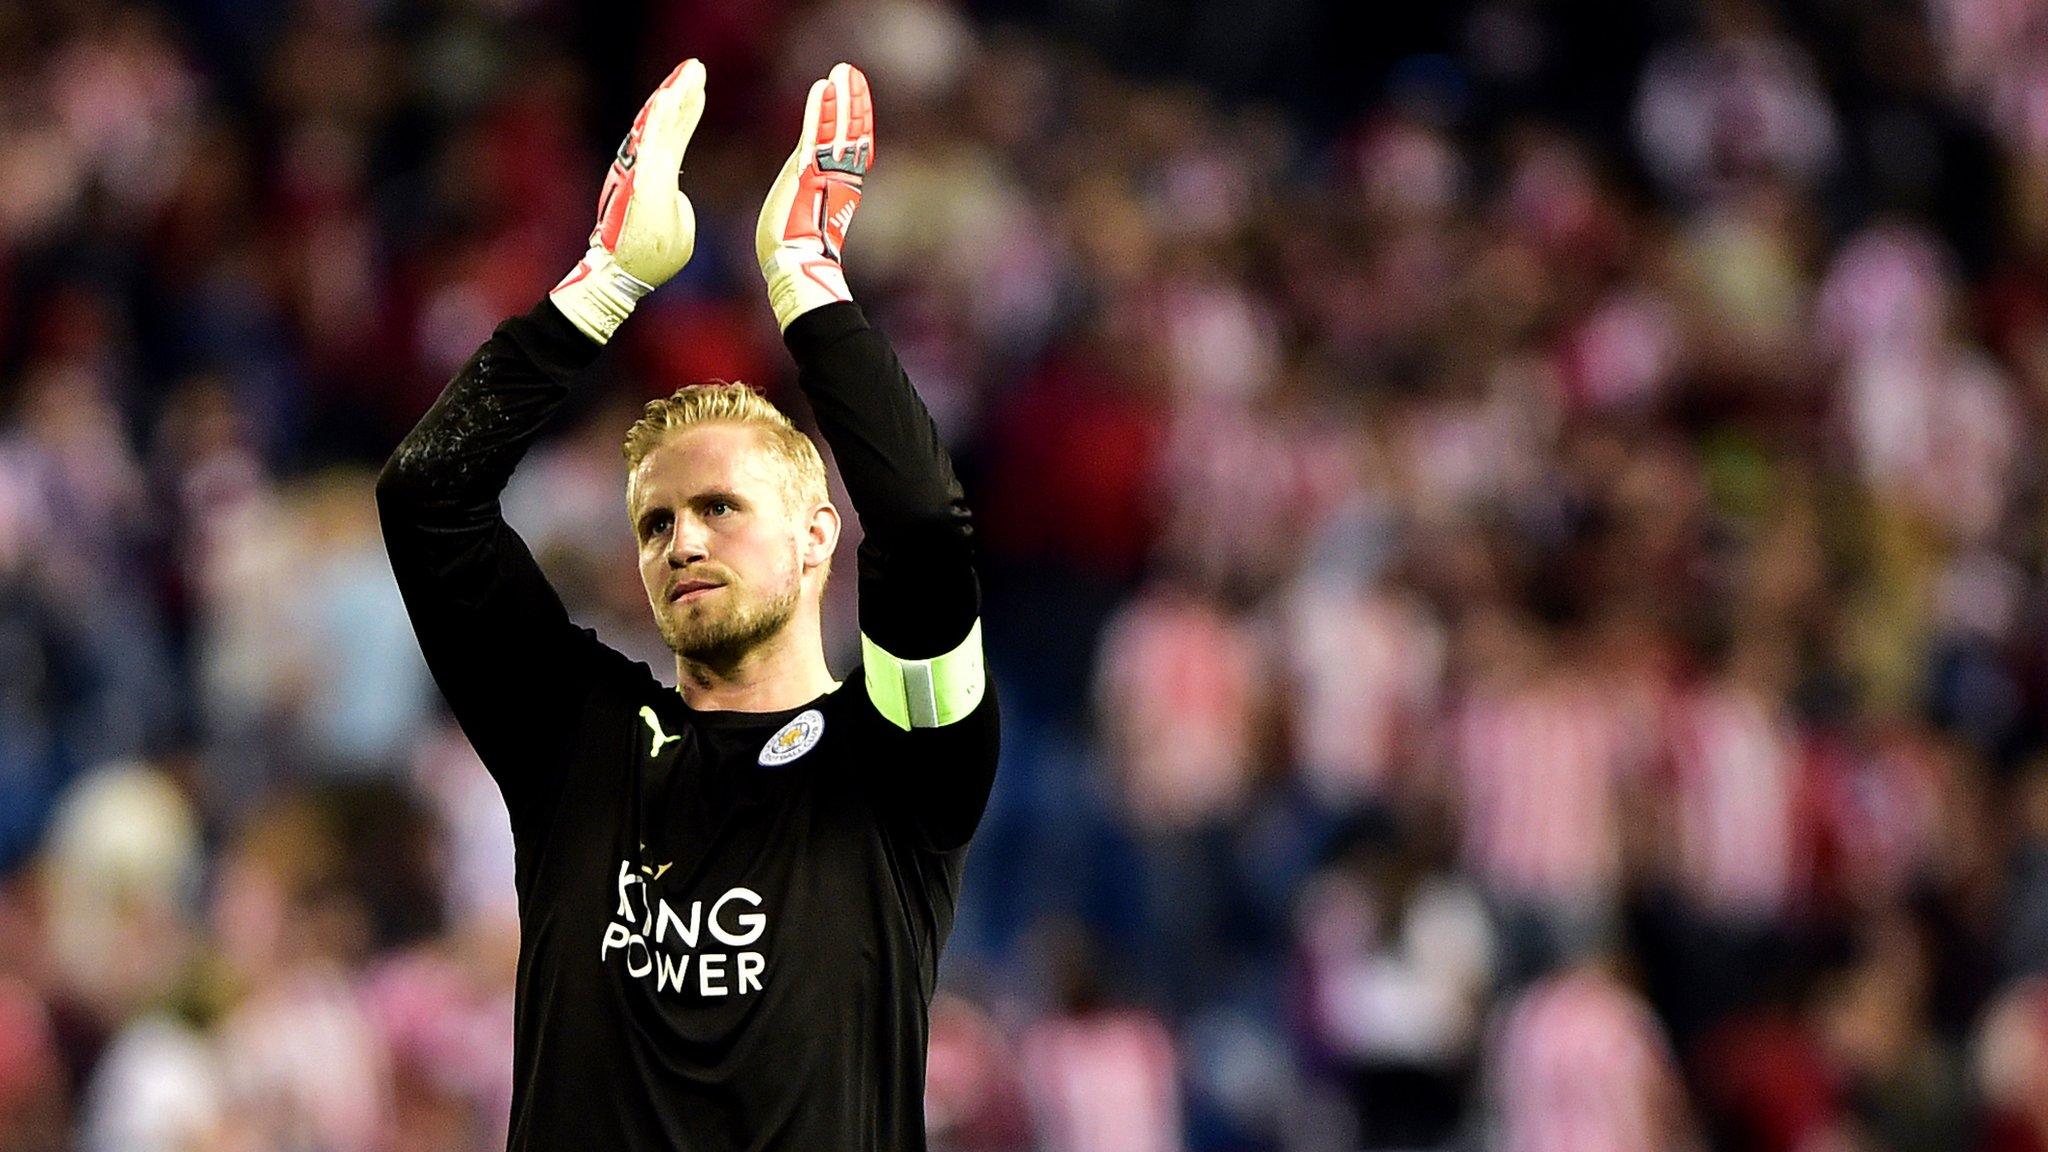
639;706;682;757
635;843;673;880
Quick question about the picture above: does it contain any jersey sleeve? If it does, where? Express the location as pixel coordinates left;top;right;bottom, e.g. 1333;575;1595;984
376;296;628;834
782;302;999;851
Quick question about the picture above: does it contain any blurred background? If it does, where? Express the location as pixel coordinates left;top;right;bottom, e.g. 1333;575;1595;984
4;0;2048;1148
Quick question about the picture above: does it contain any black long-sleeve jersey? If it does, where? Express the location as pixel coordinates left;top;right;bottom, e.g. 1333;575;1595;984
375;297;999;1152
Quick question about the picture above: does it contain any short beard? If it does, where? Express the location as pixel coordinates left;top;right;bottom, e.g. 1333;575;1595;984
657;569;801;669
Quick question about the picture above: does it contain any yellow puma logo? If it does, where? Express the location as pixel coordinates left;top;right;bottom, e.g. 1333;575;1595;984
636;844;672;880
639;706;682;757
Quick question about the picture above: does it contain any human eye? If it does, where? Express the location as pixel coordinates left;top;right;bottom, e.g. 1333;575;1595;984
706;498;736;518
641;510;672;540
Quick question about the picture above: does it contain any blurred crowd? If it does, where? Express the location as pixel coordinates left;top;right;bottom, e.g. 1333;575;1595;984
4;0;2048;1149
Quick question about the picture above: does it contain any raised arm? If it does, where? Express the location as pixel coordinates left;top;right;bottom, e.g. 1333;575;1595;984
757;64;997;850
376;302;610;831
377;59;706;832
785;306;978;654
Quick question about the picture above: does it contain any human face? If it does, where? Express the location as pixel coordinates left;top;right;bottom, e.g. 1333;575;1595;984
629;423;833;664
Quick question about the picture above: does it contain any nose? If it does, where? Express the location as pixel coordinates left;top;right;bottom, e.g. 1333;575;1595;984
668;512;709;567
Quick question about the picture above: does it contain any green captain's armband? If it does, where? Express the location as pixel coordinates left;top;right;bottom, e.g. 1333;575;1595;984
861;619;986;731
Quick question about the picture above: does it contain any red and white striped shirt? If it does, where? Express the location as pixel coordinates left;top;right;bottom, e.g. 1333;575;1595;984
1663;681;1807;920
1095;587;1264;829
1495;966;1688;1152
1021;1010;1183;1152
1455;680;1644;907
1279;574;1444;809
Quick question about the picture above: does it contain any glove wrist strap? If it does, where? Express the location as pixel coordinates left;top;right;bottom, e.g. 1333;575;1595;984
762;251;850;332
550;249;656;344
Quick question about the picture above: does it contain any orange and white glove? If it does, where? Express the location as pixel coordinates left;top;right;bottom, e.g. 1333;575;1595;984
550;59;706;344
756;62;873;332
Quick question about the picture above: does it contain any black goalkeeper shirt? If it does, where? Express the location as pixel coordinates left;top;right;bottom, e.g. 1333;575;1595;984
375;298;999;1152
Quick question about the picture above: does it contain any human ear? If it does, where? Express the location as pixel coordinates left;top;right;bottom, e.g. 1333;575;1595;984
804;502;841;570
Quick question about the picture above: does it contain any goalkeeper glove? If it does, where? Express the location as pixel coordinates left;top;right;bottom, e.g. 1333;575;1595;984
756;62;873;332
550;58;706;344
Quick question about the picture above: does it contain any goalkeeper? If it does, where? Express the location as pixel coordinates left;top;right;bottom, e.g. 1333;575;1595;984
377;58;998;1151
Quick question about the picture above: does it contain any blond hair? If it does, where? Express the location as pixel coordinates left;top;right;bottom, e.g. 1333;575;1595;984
622;382;830;517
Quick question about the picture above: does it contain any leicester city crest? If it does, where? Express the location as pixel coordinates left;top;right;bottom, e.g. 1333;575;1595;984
758;709;825;767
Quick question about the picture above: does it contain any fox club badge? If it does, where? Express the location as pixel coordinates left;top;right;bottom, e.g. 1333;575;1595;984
759;709;825;767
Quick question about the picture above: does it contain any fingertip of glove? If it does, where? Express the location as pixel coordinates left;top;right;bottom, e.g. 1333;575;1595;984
652;59;705;123
675;62;707;125
662;57;704;87
641;59;705;158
